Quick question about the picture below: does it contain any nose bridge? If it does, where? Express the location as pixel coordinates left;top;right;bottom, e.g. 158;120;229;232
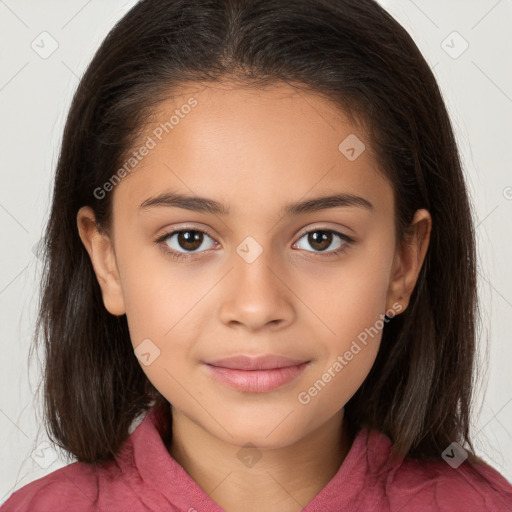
235;231;287;285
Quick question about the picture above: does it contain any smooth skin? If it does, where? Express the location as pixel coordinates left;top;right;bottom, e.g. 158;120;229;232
77;82;431;512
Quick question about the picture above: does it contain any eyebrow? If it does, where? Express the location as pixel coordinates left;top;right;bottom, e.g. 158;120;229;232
139;191;374;216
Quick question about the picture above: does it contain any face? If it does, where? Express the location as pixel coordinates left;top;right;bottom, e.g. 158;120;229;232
78;82;431;449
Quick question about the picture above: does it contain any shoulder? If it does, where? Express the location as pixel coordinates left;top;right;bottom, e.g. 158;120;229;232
1;461;103;512
361;428;512;511
1;408;166;512
389;455;512;511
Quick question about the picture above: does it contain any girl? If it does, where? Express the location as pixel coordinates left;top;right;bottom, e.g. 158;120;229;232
3;0;512;510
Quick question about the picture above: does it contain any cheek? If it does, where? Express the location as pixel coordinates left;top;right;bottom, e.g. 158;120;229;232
298;237;393;340
297;337;380;430
119;264;199;406
298;283;388;422
116;238;196;344
296;238;393;407
117;248;209;397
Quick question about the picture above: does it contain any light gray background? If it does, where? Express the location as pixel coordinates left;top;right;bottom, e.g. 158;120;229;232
1;0;511;503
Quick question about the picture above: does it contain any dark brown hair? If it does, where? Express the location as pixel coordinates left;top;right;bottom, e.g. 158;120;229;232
33;0;482;466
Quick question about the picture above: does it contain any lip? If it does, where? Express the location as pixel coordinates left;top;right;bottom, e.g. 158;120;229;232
203;355;311;393
204;355;310;370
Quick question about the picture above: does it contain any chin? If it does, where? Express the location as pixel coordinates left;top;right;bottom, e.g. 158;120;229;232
207;412;311;449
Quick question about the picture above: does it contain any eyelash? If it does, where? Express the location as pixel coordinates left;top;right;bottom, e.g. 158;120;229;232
155;226;354;262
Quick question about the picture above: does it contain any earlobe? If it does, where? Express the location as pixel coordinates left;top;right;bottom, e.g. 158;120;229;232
386;209;432;314
76;206;126;316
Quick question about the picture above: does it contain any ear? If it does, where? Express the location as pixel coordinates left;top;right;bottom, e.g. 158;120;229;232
386;209;432;314
76;206;126;316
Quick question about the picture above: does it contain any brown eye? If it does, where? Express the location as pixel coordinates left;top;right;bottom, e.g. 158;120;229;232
174;230;204;251
306;231;333;252
156;228;217;260
295;229;351;254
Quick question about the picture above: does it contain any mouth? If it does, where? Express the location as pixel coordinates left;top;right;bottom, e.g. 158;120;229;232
203;355;311;393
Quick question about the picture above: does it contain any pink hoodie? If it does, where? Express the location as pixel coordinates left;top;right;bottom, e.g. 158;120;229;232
2;406;512;511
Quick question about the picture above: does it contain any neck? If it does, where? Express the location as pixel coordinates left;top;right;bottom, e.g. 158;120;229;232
167;407;353;512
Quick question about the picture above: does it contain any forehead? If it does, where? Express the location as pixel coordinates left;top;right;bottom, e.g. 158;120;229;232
112;81;392;218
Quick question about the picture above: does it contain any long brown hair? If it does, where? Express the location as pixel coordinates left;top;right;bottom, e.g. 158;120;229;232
33;0;480;466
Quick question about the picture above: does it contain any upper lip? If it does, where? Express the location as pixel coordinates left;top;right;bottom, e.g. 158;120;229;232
204;355;310;370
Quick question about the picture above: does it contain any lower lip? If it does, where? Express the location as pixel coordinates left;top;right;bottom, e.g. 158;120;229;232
204;362;310;393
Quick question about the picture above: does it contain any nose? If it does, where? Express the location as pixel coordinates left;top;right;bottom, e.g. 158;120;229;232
218;247;295;332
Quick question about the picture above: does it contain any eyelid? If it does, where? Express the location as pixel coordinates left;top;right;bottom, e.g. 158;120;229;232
155;223;216;240
295;223;354;240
